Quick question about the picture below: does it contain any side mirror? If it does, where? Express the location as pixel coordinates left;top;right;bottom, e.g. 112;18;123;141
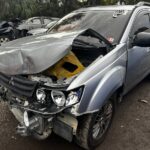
133;30;150;47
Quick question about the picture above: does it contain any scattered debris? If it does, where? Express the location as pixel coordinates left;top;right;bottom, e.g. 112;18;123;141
138;99;149;105
11;136;17;140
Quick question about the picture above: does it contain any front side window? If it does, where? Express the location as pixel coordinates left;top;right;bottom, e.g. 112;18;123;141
132;11;150;35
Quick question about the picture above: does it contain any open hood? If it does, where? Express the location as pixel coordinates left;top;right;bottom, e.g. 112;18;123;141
0;30;85;75
0;29;112;75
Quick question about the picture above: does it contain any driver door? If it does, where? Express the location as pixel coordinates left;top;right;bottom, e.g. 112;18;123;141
124;10;150;93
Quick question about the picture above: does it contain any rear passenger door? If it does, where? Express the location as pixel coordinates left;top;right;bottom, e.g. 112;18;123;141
125;10;150;92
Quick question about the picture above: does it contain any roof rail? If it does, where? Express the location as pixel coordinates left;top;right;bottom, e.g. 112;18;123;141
136;1;150;7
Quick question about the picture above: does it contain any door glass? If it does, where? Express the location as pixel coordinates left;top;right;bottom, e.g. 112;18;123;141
132;12;150;35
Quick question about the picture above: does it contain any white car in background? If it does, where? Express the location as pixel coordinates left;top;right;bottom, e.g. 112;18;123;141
27;20;58;36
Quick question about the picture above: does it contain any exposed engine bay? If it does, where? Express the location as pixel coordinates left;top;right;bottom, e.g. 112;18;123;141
31;29;111;82
0;29;113;142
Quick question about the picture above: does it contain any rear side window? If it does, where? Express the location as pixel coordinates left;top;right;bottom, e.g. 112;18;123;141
132;11;150;35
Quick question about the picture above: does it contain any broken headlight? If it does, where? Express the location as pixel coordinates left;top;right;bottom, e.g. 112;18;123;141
36;88;46;104
51;90;66;107
66;91;79;106
51;87;83;107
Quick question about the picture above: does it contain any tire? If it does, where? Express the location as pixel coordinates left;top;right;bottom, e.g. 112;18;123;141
75;100;115;150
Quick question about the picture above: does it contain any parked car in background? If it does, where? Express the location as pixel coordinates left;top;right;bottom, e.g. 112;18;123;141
27;20;58;36
0;21;16;44
17;16;59;37
0;18;23;44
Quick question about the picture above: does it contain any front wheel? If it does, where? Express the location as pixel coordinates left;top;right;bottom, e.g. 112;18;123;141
75;100;114;150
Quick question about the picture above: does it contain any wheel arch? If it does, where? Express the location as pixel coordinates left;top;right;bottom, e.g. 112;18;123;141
77;66;126;115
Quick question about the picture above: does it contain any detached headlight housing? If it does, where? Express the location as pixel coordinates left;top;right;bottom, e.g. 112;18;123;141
51;87;83;107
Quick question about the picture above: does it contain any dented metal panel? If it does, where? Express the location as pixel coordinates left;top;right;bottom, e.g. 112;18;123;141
0;30;84;75
0;29;111;76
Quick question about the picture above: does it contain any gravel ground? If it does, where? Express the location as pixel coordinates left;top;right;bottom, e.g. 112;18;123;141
0;78;150;150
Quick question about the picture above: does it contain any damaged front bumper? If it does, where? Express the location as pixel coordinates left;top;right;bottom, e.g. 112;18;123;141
14;110;78;142
0;73;81;142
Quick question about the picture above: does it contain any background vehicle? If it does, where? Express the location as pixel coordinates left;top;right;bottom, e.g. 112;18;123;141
0;21;16;44
17;16;59;37
27;20;58;36
0;2;150;150
0;18;22;44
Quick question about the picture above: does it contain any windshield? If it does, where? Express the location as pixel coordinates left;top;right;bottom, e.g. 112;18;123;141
49;10;132;44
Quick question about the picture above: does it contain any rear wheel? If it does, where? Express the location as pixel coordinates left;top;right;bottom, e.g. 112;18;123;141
75;100;114;150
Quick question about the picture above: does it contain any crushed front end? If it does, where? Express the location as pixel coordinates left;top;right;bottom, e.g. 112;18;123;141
0;28;112;142
0;72;82;141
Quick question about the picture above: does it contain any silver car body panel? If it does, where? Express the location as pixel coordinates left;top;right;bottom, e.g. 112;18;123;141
68;6;150;115
67;44;127;114
0;30;84;75
121;6;150;94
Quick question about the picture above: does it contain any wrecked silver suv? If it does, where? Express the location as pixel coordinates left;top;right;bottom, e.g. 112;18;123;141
0;2;150;150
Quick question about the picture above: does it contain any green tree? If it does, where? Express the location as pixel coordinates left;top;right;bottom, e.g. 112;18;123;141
0;0;150;20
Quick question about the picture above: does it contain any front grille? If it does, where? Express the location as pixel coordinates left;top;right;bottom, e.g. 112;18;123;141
0;73;38;97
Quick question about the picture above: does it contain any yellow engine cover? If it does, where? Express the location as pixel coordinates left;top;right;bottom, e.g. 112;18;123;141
46;52;85;79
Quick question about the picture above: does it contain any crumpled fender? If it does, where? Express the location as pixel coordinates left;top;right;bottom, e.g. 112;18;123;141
76;66;125;115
